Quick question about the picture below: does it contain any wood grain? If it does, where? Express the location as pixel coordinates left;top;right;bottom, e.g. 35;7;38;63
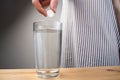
0;66;120;80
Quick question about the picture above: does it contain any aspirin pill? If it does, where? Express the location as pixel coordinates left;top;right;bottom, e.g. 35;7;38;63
47;10;54;17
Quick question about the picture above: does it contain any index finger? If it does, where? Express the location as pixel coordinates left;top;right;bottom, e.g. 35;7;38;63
32;0;47;16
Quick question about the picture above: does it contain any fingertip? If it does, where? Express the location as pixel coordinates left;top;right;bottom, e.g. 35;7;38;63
50;7;56;13
38;10;47;17
43;11;48;17
32;0;47;17
50;0;58;13
42;13;47;17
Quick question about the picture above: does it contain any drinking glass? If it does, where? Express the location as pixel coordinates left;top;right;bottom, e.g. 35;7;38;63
33;20;62;78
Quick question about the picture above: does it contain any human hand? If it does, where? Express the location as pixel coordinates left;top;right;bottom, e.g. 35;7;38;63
32;0;58;16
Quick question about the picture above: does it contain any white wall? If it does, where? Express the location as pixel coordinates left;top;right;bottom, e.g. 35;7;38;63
0;0;62;68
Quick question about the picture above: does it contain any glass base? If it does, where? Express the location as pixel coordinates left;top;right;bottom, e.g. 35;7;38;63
37;69;59;78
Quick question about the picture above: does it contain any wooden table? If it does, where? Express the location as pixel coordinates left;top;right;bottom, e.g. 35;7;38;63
0;66;120;80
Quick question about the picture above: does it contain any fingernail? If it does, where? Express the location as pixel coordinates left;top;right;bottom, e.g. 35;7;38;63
53;3;57;13
53;7;56;13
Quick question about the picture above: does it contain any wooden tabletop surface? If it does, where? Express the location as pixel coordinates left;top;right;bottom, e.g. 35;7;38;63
0;66;120;80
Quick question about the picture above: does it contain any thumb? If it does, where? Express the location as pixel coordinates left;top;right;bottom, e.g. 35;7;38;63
50;0;58;13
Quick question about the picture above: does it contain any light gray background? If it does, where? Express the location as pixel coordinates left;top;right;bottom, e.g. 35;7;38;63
0;0;62;68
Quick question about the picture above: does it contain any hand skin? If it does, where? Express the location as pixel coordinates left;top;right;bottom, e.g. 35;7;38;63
32;0;58;16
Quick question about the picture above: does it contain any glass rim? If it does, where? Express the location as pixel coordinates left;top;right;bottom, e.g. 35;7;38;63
33;20;62;26
33;20;62;31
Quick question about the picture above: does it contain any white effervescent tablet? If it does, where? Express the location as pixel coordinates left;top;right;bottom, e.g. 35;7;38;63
47;10;54;17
